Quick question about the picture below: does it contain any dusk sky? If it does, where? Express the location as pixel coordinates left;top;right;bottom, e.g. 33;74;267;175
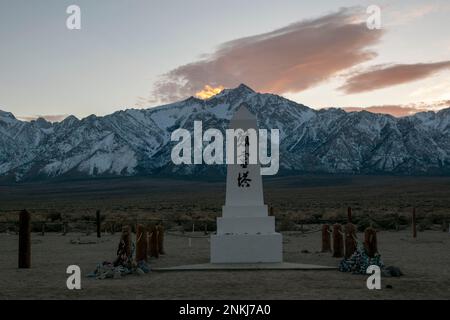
1;0;450;121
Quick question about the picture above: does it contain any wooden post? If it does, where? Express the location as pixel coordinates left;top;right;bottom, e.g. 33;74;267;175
62;222;67;236
364;227;378;258
332;223;344;258
41;222;45;236
121;225;132;258
269;206;274;217
149;225;159;258
135;224;147;262
321;224;331;252
344;223;357;258
18;210;31;269
412;207;417;238
96;210;101;238
148;225;153;256
347;207;352;223
114;225;132;267
158;224;165;255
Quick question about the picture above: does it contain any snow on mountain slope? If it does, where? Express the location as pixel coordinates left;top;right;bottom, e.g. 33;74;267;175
1;84;450;181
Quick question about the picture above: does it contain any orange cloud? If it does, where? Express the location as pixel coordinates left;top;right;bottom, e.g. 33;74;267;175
343;100;450;117
151;7;383;103
340;61;450;94
195;85;225;99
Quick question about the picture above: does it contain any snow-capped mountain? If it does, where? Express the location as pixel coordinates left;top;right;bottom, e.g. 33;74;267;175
1;84;450;181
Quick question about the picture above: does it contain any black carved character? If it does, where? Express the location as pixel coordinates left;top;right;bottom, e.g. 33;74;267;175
238;171;252;187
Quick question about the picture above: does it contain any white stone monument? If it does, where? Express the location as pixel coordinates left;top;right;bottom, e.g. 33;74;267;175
210;105;283;263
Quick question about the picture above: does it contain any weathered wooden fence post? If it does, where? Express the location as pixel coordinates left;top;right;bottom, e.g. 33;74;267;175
114;225;132;266
19;210;31;269
364;227;378;258
121;225;132;258
149;225;159;258
321;224;331;252
344;223;357;258
158;224;165;255
135;224;147;262
96;210;101;238
62;221;67;236
332;223;344;258
85;223;90;236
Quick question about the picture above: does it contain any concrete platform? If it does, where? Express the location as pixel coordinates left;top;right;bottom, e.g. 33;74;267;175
211;233;282;263
152;262;337;272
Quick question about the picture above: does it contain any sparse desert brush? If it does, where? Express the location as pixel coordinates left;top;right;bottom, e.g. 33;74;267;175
1;176;450;235
288;212;306;221
322;210;339;221
160;220;175;231
182;220;195;232
80;214;95;221
277;218;296;232
0;213;17;222
355;214;378;232
427;212;449;224
418;217;433;232
397;214;410;226
46;212;62;222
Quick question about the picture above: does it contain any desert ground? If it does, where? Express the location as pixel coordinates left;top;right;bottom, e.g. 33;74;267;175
1;175;450;228
0;230;449;300
0;175;449;299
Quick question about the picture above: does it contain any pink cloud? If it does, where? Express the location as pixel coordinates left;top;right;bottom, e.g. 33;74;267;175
150;7;383;103
343;100;450;117
340;61;450;94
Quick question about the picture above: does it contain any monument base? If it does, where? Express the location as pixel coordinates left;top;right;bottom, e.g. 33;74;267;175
210;233;283;264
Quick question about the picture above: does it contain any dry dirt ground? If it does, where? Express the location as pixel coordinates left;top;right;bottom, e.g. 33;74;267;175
1;230;449;300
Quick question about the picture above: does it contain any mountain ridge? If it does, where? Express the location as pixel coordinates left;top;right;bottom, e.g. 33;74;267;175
1;84;450;182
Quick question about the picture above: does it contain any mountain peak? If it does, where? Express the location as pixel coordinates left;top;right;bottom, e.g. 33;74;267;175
214;83;256;99
185;96;203;103
0;110;16;120
32;117;52;128
62;115;79;123
235;83;255;93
